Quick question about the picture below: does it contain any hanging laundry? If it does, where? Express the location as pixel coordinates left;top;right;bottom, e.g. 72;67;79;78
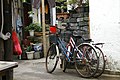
16;14;23;33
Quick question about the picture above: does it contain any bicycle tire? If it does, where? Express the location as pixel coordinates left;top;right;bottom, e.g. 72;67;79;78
93;46;105;78
75;43;99;78
46;43;59;73
62;58;68;72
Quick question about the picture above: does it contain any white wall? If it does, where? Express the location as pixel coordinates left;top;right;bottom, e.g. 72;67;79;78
52;7;56;26
32;8;39;23
89;0;120;71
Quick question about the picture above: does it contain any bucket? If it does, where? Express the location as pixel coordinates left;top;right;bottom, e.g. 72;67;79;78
50;26;56;34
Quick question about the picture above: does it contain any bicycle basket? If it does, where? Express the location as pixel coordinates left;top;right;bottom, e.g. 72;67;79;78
63;31;72;43
50;26;57;34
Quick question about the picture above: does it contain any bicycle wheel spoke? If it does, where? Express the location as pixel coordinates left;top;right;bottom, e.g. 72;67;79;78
46;43;59;73
75;44;99;78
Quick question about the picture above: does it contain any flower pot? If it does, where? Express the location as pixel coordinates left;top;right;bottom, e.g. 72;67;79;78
33;51;40;59
29;30;34;36
26;51;34;59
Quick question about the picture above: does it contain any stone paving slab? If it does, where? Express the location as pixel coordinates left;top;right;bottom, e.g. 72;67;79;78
13;58;120;80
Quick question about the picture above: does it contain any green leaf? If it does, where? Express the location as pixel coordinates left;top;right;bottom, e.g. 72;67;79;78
25;23;42;32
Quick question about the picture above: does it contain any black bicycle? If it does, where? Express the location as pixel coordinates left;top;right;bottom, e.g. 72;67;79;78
80;36;106;78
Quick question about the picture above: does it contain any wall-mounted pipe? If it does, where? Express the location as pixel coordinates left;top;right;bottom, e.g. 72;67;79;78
0;0;11;40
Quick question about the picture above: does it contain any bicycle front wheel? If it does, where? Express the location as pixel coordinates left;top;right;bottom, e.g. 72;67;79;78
62;57;68;72
46;43;59;73
75;43;99;78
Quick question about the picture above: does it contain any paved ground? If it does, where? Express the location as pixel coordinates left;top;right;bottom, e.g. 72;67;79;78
13;58;120;80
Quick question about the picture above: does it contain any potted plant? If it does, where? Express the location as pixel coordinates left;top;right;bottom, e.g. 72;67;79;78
28;11;34;18
67;0;87;8
67;0;89;13
25;45;34;60
55;0;67;13
25;23;41;36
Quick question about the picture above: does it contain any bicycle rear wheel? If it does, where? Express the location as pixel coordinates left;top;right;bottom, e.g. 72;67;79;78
75;43;99;78
93;46;105;78
46;43;59;73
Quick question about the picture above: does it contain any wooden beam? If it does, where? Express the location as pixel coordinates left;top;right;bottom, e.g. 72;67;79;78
0;39;4;60
2;0;13;80
4;0;13;61
42;0;47;56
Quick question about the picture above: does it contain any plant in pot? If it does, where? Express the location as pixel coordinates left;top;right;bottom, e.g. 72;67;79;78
55;0;80;13
67;0;89;13
55;0;67;13
68;0;86;7
28;11;34;18
25;23;41;36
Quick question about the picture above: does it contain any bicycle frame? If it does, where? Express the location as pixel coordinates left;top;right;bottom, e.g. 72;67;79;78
57;36;83;62
46;27;100;77
67;37;83;59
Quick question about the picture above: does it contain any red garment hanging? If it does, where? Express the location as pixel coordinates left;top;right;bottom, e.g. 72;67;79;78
12;31;22;55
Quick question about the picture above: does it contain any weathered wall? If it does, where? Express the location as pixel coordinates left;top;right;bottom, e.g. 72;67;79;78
89;0;120;72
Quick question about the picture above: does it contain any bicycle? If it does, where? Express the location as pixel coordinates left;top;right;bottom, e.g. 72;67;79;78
79;36;106;78
92;43;106;78
45;26;99;78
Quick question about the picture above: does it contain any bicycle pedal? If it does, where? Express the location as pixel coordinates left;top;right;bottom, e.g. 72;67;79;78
69;61;75;63
63;70;66;72
60;55;64;59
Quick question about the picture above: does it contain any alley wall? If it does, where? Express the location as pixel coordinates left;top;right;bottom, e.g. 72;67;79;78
89;0;120;72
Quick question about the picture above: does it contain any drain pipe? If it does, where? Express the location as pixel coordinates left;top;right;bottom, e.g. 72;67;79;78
0;0;11;40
